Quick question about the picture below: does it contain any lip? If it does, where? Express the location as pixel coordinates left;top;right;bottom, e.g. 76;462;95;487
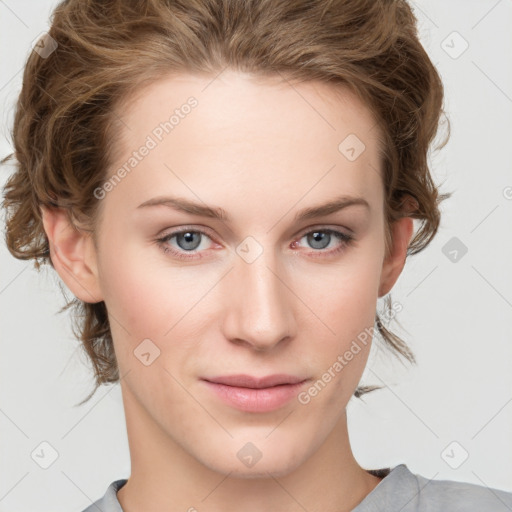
204;374;307;388
201;374;310;413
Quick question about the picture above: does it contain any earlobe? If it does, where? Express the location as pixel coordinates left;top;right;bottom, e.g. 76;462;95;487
40;206;103;304
378;216;414;298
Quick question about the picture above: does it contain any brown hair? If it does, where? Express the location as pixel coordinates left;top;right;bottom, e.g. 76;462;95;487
1;0;451;404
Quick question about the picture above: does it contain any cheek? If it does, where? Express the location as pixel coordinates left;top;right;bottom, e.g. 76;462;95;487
97;236;220;356
309;285;376;409
97;235;170;327
293;245;382;393
295;245;382;331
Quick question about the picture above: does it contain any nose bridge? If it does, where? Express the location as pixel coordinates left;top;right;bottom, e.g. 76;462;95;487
225;238;294;350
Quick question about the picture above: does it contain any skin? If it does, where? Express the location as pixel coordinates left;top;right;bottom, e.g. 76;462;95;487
41;70;413;512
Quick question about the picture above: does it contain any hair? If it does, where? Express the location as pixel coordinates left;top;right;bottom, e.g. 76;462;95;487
2;0;451;405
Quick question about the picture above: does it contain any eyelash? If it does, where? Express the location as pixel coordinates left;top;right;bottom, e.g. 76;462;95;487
155;227;355;261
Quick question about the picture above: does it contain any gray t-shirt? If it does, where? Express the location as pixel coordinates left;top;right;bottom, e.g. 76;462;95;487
81;464;512;511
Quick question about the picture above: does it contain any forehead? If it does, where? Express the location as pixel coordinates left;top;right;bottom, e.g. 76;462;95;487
104;70;384;215
115;69;381;149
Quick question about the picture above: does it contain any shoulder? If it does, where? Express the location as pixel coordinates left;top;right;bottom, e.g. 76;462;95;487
80;479;127;512
354;464;512;512
413;470;512;511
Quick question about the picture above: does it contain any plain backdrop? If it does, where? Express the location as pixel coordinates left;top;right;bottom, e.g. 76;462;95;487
1;1;511;511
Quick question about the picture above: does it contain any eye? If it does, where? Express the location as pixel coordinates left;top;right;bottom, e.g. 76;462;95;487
292;228;354;257
156;226;355;261
156;228;215;261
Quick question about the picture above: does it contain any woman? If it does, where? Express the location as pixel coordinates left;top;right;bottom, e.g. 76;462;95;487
2;0;511;511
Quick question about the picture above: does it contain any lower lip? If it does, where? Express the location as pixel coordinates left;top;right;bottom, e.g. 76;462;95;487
202;380;308;413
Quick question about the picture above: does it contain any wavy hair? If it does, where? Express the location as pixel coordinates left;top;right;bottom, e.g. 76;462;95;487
1;0;451;404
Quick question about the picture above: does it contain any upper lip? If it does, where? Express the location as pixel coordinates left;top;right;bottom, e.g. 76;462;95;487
202;374;308;389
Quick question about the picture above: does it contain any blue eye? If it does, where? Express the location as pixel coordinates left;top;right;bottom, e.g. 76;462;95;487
156;229;213;260
301;230;352;251
156;227;354;261
291;229;354;258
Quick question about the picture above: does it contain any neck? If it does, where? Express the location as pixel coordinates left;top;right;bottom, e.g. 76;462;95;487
117;385;382;512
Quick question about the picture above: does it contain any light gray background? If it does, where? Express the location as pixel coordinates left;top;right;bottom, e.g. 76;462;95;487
1;1;511;511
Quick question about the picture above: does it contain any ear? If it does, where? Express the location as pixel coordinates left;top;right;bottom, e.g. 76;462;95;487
378;216;414;298
40;206;103;303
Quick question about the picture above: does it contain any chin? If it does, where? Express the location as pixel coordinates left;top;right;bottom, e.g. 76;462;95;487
218;460;303;480
200;442;307;479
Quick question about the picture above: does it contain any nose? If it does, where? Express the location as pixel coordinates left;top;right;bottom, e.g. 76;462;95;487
221;249;296;352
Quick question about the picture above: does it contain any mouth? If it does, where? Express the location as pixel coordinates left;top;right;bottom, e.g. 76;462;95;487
203;373;307;388
200;374;310;413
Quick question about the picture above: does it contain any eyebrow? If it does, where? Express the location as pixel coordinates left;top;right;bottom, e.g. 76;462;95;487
136;194;370;222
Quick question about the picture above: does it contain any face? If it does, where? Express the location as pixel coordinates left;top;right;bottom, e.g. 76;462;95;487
70;70;403;477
